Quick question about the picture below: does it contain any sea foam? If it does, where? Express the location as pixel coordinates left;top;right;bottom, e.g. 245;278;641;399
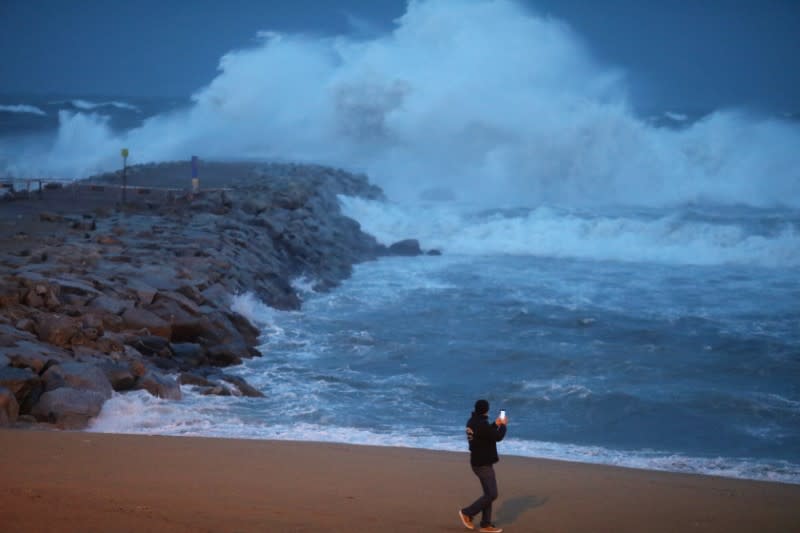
339;196;800;267
0;104;46;116
88;388;800;485
1;0;797;209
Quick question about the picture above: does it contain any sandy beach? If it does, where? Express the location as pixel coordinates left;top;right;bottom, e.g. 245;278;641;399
1;429;798;532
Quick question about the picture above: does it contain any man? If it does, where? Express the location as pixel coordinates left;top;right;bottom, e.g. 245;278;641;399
458;399;507;532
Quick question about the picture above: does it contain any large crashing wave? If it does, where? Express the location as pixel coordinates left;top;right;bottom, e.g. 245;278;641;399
2;0;799;208
339;196;800;267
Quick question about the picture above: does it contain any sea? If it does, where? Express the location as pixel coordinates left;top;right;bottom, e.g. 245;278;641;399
1;1;799;485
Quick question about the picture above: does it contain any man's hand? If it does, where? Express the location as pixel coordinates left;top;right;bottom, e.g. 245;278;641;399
495;416;508;426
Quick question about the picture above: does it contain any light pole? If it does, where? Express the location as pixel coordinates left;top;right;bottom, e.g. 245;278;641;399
121;148;129;204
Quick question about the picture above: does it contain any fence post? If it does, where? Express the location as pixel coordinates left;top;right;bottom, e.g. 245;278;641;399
121;148;129;204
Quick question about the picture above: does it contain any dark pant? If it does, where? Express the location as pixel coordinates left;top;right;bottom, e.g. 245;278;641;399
462;464;498;526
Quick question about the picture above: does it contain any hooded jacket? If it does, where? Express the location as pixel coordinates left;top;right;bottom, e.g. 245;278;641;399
465;411;507;466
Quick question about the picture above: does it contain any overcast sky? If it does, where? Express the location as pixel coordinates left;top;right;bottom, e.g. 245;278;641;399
1;0;798;111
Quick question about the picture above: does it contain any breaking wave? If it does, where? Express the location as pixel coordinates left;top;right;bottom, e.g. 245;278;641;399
1;0;798;209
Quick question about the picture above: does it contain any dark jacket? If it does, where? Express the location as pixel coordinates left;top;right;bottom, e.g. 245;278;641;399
465;412;507;466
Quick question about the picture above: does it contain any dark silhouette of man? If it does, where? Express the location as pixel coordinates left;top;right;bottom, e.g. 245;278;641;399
459;399;507;532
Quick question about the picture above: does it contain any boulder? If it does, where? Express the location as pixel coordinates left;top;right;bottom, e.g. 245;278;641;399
146;296;211;343
206;343;244;367
81;313;105;335
199;385;231;396
99;362;136;391
53;278;101;298
6;351;48;375
220;374;265;398
126;335;171;357
156;290;202;315
127;280;158;305
128;359;147;378
136;371;182;400
205;310;259;350
178;372;213;387
0;285;21;307
31;388;106;428
23;290;45;308
88;294;131;316
0;387;19;426
388;239;422;256
41;362;114;399
121;307;171;339
151;356;180;371
0;366;40;403
170;342;207;368
15;318;37;334
34;314;80;347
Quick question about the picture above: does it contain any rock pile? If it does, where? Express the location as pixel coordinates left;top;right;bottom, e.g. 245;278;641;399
0;161;432;429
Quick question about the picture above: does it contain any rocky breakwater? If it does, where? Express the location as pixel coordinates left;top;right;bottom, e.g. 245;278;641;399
0;161;426;429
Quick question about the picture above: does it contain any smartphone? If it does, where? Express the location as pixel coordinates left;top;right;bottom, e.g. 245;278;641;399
499;409;506;421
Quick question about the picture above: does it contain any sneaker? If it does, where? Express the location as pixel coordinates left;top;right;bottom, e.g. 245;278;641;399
479;525;503;533
458;510;475;530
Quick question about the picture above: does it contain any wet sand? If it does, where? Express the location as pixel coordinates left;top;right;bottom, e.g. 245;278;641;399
1;429;798;532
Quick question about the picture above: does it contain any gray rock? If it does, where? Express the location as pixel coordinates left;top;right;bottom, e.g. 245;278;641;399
126;335;171;357
41;362;114;399
121;307;171;339
388;239;422;256
206;343;244;367
0;285;21;307
31;387;106;428
220;375;265;398
4;340;69;373
170;342;206;368
53;278;101;298
199;384;231;396
127;279;158;305
15;318;37;334
89;294;131;315
34;313;80;347
99;362;136;391
136;371;182;400
178;372;213;387
0;366;40;402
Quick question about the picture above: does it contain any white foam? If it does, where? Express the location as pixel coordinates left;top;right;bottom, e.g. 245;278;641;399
339;196;800;267
70;99;141;113
290;275;319;296
231;292;286;334
521;379;593;400
664;111;688;122
87;390;800;485
0;104;46;116
2;0;797;209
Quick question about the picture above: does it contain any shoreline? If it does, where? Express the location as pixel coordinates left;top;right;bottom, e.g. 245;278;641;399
2;429;799;532
83;418;800;488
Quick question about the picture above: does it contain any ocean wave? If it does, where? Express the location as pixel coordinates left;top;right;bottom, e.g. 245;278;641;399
70;99;141;112
0;104;46;116
88;389;800;485
340;197;800;267
1;0;797;208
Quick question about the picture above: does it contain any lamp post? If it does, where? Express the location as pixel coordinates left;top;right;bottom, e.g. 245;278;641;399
121;148;129;204
191;155;199;195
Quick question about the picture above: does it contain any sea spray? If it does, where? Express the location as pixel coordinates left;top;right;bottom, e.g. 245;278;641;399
339;197;800;267
1;0;797;208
